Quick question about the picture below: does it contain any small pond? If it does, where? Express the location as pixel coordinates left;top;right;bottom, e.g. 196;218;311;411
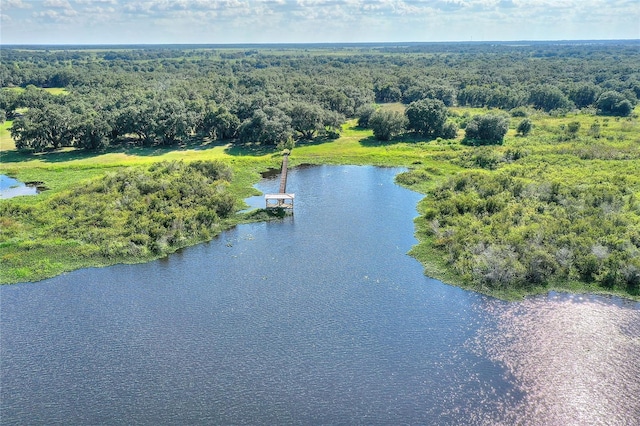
0;174;43;199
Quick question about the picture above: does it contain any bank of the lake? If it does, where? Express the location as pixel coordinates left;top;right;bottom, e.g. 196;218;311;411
1;112;639;301
0;159;277;284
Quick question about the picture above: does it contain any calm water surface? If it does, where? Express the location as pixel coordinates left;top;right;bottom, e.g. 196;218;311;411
1;166;639;425
0;174;39;199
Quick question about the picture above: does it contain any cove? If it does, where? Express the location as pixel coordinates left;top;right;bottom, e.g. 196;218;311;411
1;165;639;424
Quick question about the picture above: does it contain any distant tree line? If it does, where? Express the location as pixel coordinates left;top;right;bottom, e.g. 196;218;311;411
1;42;638;151
3;85;347;151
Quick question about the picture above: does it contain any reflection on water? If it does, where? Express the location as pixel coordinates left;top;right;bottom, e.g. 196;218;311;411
1;166;639;425
473;293;640;424
0;174;40;199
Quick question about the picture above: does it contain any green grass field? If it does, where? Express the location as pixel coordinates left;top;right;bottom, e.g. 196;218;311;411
0;121;15;152
4;87;69;95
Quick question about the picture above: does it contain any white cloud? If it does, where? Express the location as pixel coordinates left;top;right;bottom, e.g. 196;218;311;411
3;0;31;8
73;0;118;3
34;7;78;21
44;0;73;8
1;0;638;44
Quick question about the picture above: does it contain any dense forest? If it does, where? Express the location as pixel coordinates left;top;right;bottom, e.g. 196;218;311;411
2;42;638;150
1;41;639;297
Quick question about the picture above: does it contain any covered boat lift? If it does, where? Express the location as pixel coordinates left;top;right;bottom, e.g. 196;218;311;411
265;193;295;210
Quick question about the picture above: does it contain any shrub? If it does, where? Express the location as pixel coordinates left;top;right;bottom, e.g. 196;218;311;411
369;109;407;141
417;171;640;292
516;118;532;136
588;122;601;138
596;91;633;117
441;122;459;139
463;114;510;145
33;161;236;261
510;107;529;117
566;121;580;137
356;104;376;128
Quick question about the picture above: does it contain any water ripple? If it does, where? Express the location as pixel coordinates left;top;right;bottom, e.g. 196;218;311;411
473;294;640;425
2;166;639;425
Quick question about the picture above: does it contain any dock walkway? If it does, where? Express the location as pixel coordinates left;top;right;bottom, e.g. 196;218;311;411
265;154;295;211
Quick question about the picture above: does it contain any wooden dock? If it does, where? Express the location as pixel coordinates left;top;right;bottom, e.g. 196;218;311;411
279;153;289;193
265;153;294;211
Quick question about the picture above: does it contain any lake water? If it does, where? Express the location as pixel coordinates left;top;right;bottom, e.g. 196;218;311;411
0;174;39;199
1;165;639;425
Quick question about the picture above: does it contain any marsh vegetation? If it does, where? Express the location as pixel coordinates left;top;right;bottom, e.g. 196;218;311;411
1;41;638;299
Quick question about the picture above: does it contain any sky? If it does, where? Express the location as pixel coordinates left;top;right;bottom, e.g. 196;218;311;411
1;0;639;45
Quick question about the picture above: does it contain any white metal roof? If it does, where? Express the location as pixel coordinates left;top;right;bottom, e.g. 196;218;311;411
265;193;295;200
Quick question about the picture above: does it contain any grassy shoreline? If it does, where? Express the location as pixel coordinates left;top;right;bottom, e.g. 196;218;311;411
2;114;639;301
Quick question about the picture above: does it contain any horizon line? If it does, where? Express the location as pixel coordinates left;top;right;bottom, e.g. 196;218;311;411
2;39;639;48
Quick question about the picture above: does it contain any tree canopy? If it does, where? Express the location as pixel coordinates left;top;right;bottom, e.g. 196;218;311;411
369;109;407;141
463;114;510;145
405;98;448;138
1;41;638;151
596;91;633;116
